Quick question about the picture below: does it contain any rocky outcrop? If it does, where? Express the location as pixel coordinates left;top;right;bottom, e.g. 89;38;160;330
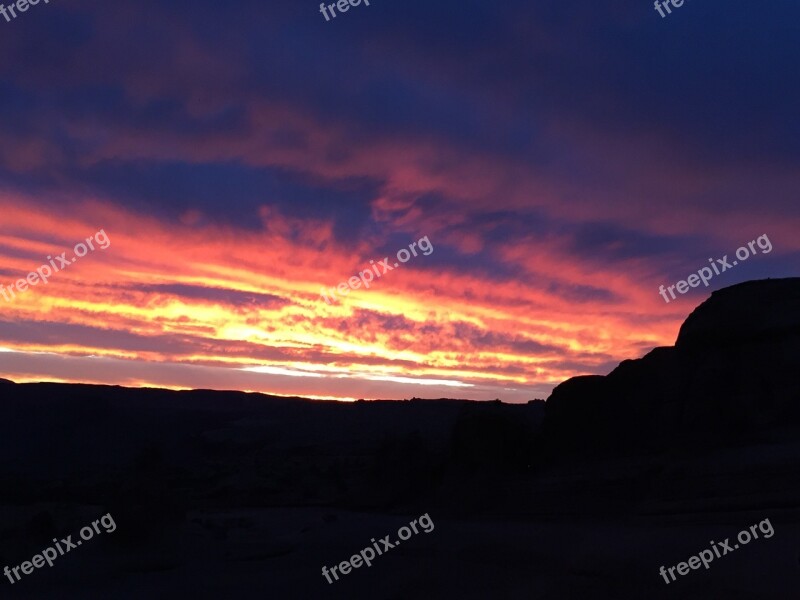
544;278;800;456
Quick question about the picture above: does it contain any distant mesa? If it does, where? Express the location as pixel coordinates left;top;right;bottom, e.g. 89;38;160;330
544;278;800;457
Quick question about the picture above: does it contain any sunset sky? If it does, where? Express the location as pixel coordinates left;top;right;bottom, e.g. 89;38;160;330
0;0;797;402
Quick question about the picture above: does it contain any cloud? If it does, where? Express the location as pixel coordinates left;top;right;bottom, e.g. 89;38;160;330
0;0;797;400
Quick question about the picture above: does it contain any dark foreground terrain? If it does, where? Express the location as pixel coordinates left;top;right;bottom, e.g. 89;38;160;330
1;278;799;599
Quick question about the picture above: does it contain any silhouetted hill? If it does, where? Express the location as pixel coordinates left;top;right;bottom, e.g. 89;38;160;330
544;278;800;457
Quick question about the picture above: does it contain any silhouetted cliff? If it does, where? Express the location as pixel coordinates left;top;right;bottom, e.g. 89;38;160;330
544;278;800;457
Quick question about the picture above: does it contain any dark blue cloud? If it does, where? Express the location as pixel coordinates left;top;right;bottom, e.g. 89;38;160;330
0;0;796;264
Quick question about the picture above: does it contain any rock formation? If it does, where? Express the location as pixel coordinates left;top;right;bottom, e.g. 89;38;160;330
544;278;800;456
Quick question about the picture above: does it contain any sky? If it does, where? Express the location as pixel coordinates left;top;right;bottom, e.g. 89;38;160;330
0;0;797;402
